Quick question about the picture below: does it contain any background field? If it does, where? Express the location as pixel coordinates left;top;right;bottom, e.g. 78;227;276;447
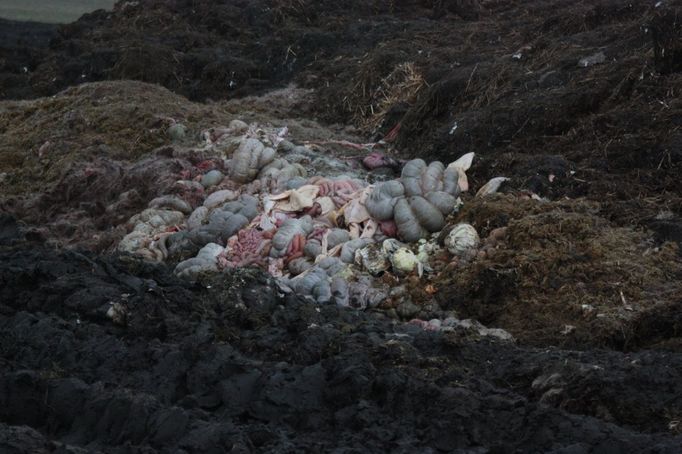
0;0;115;23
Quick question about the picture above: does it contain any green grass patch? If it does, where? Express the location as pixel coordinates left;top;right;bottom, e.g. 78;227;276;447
0;0;115;23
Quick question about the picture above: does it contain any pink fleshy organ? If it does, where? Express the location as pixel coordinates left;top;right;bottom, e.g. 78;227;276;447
219;228;273;268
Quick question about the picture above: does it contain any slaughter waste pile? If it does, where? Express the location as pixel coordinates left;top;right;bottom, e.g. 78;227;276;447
116;118;511;338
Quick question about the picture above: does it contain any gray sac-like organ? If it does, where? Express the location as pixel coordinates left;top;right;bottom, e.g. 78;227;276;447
229;138;277;183
365;180;405;221
167;194;259;259
270;216;314;258
366;159;462;242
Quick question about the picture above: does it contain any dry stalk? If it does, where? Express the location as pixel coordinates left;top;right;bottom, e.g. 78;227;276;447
351;62;426;132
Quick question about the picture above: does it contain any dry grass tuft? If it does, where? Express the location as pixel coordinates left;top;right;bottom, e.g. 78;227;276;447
345;61;426;133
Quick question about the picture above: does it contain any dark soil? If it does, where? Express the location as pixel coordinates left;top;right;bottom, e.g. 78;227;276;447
0;18;57;100
2;224;682;452
2;0;682;451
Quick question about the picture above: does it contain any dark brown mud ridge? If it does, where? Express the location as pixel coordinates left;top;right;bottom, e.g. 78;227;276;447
1;218;682;452
2;0;682;451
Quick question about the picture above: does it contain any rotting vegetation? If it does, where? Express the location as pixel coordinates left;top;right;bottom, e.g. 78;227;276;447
439;195;682;350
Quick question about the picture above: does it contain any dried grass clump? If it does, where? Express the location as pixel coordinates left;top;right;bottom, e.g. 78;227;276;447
345;61;426;133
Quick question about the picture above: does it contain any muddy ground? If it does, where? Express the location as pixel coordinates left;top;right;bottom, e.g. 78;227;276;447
2;0;682;452
2;219;682;452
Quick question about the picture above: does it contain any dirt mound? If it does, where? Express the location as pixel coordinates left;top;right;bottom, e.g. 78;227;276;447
433;194;682;349
0;0;680;350
1;230;682;452
0;80;237;250
2;1;681;214
0;0;431;102
0;18;57;100
0;80;231;187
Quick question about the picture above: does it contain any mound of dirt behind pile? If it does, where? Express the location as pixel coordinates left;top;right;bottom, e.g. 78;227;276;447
313;1;682;227
3;0;681;237
0;80;232;187
0;0;432;102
